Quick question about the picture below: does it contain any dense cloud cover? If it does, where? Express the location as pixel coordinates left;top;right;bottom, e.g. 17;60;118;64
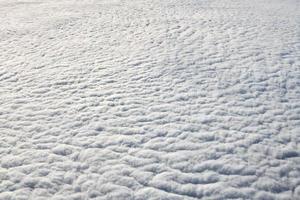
0;0;299;199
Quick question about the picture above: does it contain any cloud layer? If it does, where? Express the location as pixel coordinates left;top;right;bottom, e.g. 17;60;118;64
0;0;299;199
